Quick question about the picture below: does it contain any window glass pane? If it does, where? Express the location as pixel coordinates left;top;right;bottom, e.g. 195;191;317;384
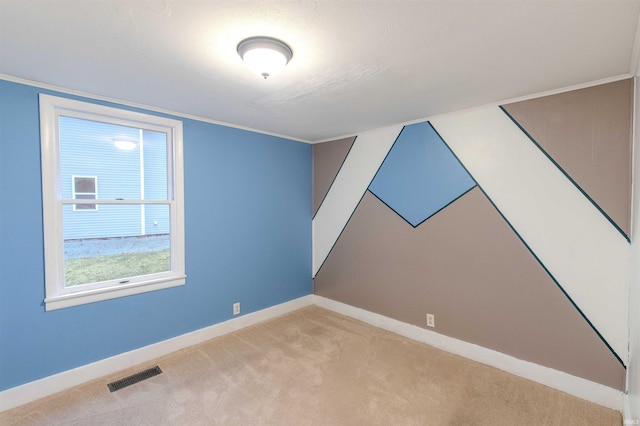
142;130;168;201
74;177;95;193
59;117;168;201
75;194;96;200
63;204;171;287
74;203;97;211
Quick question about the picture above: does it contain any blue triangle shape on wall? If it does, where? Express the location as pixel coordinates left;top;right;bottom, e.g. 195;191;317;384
369;122;476;227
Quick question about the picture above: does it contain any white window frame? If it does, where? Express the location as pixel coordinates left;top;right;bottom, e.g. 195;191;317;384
40;94;185;311
72;175;98;211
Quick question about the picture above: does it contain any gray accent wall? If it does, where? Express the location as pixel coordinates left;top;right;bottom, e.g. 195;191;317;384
502;78;633;236
312;137;355;215
314;189;625;389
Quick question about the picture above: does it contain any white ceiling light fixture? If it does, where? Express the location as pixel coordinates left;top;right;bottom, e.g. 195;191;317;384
237;36;293;80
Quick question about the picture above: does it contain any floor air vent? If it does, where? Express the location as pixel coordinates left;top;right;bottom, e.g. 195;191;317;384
108;366;163;392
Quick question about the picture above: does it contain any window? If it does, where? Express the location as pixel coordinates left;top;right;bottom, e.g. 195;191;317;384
72;176;97;211
40;94;185;311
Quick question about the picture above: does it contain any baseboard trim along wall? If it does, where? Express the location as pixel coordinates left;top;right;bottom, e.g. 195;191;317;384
0;294;622;412
623;392;637;424
0;295;315;412
312;295;623;411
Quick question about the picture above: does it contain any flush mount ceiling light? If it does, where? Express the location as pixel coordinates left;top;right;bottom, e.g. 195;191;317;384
237;36;293;79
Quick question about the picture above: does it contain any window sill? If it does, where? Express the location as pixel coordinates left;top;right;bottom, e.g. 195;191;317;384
44;276;186;311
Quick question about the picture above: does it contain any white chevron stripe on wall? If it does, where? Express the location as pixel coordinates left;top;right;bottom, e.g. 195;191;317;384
312;125;403;277
430;107;629;362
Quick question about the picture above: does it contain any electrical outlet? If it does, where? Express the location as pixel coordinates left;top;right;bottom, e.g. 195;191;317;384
233;302;240;315
426;313;435;328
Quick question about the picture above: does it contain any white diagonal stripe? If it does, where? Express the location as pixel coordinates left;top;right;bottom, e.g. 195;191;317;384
313;125;402;277
431;107;629;362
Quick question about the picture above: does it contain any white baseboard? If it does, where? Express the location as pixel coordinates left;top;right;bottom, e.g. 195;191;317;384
0;294;623;413
0;295;314;412
624;392;632;423
313;295;623;411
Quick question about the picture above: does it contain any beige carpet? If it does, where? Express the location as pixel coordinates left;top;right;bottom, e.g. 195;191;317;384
0;306;621;425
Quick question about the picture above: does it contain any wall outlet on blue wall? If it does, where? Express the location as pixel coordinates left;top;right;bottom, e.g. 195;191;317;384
233;303;240;315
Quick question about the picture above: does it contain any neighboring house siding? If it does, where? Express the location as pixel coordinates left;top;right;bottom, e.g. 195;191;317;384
142;130;170;235
60;117;169;239
143;205;170;235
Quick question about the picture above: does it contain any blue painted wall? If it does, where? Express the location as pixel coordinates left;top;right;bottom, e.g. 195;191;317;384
0;79;312;391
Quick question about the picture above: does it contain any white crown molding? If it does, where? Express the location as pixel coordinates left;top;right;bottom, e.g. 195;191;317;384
0;73;312;144
312;74;633;144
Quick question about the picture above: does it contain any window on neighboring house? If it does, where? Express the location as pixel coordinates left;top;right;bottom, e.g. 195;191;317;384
40;94;185;311
72;176;97;211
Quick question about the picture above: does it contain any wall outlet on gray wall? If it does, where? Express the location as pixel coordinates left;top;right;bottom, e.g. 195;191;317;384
426;313;435;328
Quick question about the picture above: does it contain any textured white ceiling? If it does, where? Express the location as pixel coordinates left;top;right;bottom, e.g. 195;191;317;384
1;1;639;142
